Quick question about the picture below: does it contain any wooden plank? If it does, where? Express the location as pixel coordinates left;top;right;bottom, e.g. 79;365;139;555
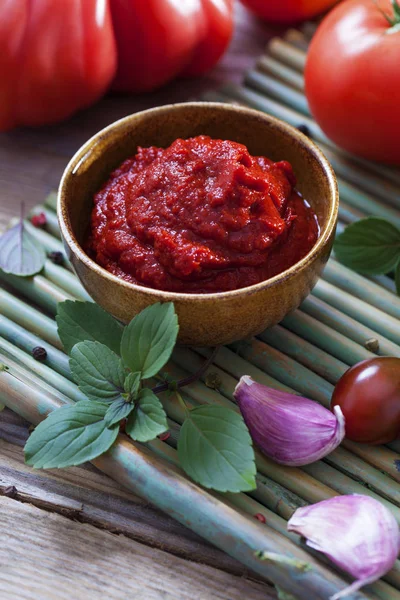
0;409;258;578
0;497;276;600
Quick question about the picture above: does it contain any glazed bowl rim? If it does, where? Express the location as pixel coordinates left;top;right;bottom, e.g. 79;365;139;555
58;101;339;302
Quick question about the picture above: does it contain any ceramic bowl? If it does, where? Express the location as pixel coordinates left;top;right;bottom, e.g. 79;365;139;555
58;102;338;346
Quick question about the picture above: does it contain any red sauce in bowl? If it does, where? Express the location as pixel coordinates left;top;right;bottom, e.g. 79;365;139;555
86;136;319;293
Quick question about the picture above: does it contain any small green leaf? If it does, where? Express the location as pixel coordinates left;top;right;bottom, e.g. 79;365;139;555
121;303;178;379
124;371;141;397
334;217;400;275
24;401;119;468
104;397;135;427
56;300;123;355
126;389;168;442
0;222;46;276
178;405;256;493
395;259;400;296
70;341;125;403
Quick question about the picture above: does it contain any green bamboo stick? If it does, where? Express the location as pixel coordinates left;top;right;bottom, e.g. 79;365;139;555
303;461;400;522
0;289;61;349
0;271;73;314
0;337;84;403
0;368;354;600
338;180;400;227
337;200;366;224
229;337;333;406
320;144;400;211
283;309;382;366
256;56;304;91
0;314;71;380
369;274;397;294
42;259;92;302
313;280;400;346
324;261;400;321
323;446;400;507
44;191;58;212
245;69;309;115
300;296;400;357
268;38;307;71
259;325;349;384
284;29;310;51
29;205;61;239
342;442;400;485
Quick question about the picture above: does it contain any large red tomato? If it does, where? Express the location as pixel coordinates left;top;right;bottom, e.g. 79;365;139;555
305;0;400;165
239;0;338;23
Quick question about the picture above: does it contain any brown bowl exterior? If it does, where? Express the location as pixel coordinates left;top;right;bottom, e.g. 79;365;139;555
58;102;338;346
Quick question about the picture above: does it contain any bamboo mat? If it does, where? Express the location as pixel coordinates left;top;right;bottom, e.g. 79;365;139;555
1;23;400;600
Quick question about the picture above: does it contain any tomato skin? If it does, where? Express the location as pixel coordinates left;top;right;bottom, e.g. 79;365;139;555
239;0;338;23
331;358;400;445
110;0;233;93
0;0;116;130
305;0;400;165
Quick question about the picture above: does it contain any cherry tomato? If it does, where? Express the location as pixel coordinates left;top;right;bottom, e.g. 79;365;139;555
305;0;400;165
331;357;400;445
239;0;338;23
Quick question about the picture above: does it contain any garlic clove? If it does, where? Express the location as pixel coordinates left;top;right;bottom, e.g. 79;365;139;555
287;494;400;599
233;376;345;466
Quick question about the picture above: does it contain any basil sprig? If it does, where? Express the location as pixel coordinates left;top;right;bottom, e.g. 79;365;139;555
25;301;256;493
335;217;400;294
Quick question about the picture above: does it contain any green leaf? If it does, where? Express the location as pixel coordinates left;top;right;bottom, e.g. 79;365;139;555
70;341;126;403
177;405;256;493
121;303;178;379
395;259;400;296
126;389;168;442
104;398;135;427
56;300;123;355
334;217;400;275
24;401;119;468
124;371;141;397
0;221;46;276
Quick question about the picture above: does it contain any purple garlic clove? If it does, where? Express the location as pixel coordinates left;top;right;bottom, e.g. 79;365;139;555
233;375;345;466
288;494;400;599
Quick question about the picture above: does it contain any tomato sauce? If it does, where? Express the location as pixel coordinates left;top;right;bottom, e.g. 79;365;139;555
86;136;319;293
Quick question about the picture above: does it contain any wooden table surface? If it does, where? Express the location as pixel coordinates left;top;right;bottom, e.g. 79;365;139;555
0;5;281;598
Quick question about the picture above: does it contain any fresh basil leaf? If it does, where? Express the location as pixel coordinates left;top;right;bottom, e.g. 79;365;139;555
120;303;178;379
70;341;126;403
124;371;141;397
24;401;119;469
104;398;135;427
396;260;400;296
0;221;46;276
334;217;400;274
56;300;123;355
126;389;168;442
177;405;256;493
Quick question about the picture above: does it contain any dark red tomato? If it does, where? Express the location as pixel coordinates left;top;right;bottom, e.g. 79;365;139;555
331;357;400;445
239;0;338;23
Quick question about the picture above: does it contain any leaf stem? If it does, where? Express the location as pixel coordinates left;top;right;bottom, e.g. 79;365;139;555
152;345;221;394
175;390;190;416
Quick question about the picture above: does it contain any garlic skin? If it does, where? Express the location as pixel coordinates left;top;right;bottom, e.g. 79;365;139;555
287;495;400;599
233;376;345;466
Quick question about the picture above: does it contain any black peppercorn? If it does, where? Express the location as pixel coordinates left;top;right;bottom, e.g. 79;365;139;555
48;251;64;265
32;346;47;361
297;124;311;137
